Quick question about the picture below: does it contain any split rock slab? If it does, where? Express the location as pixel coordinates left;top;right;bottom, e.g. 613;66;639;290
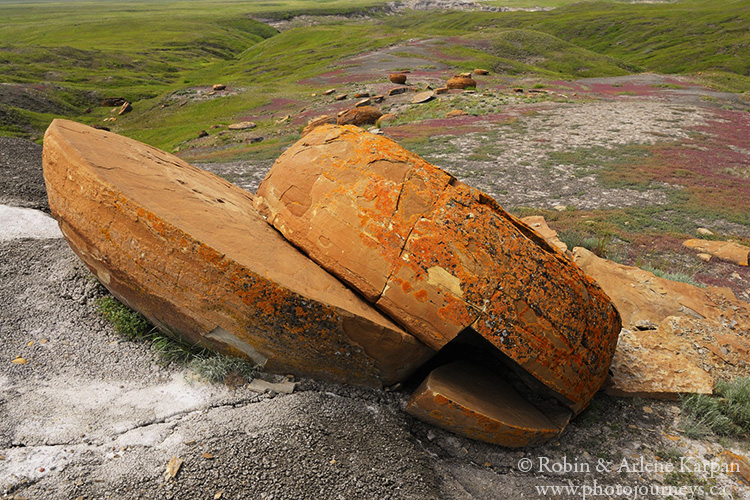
42;119;434;387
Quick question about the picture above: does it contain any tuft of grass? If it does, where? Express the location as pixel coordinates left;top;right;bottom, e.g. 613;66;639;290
96;295;257;382
680;377;750;438
639;263;704;288
557;230;611;258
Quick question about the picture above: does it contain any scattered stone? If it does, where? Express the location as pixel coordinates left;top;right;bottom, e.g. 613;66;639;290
248;136;264;144
389;73;407;84
513;88;524;93
256;124;621;414
323;89;336;95
375;113;397;128
474;69;489;75
198;130;208;138
697;253;712;262
406;361;571;448
520;216;568;254
275;115;290;124
354;92;370;98
101;97;126;107
371;95;385;103
388;87;408;96
334;94;347;101
118;102;132;115
302;115;337;136
683;239;749;266
212;84;226;91
11;356;27;365
164;456;183;481
336;106;383;127
227;121;256;130
355;98;372;107
446;76;477;90
247;378;297;395
458;72;472;78
435;87;450;95
573;247;750;397
445;109;467;118
553;204;567;211
696;227;713;236
411;91;434;104
43;120;434;387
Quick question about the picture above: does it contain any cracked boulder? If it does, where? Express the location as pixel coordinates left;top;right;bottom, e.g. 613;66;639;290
255;124;621;424
42;119;434;388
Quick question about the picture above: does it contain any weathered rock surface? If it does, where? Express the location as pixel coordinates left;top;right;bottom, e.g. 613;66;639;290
411;91;434;104
336;106;383;126
445;109;466;118
118;102;132;115
446;76;477;89
684;238;749;266
520;216;568;254
406;361;571;447
255;124;621;413
302;115;337;136
573;247;750;397
42;119;434;387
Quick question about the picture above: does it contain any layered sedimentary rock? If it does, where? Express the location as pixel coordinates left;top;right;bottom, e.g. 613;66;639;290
406;361;571;447
683;239;749;266
255;124;621;413
573;247;750;397
42;119;434;387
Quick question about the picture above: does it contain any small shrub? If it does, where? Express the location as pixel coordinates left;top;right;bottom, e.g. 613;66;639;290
639;264;703;287
191;355;258;383
680;377;750;438
96;296;152;340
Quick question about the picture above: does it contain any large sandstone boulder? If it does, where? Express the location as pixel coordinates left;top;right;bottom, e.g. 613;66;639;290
446;75;476;89
573;247;750;397
255;124;621;413
42;119;434;387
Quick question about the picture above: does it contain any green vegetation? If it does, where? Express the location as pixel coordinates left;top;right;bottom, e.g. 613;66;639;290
96;295;257;382
1;0;748;146
638;263;703;287
680;377;750;438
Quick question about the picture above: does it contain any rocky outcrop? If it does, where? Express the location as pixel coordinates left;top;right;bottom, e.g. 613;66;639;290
683;239;749;266
573;247;750;397
255;124;621;414
42;119;434;388
521;216;568;254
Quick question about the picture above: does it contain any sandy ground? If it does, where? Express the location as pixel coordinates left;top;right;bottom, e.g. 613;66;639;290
1;81;749;500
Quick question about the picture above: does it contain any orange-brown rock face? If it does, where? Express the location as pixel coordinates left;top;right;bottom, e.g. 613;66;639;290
406;361;571;447
42;119;434;387
573;247;750;398
256;124;621;413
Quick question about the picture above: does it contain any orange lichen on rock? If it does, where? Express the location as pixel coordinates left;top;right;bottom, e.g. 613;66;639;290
406;361;571;447
255;124;621;413
42;119;434;387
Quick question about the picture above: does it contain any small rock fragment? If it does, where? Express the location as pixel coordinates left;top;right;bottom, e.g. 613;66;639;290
696;227;713;236
474;69;489;75
355;98;371;107
334;94;347;101
445;109;467;118
697;253;712;262
164;456;183;481
411;91;434;104
323;89;336;95
11;357;27;365
388;87;408;96
118;102;132;115
684;239;749;266
212;84;226;91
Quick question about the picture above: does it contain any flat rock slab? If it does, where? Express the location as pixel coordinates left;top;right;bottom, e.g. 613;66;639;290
42;119;433;387
406;361;571;447
573;247;750;397
683;238;749;266
256;124;621;412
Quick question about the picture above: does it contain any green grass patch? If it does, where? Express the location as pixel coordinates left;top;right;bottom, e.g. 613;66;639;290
681;377;750;439
96;295;257;382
